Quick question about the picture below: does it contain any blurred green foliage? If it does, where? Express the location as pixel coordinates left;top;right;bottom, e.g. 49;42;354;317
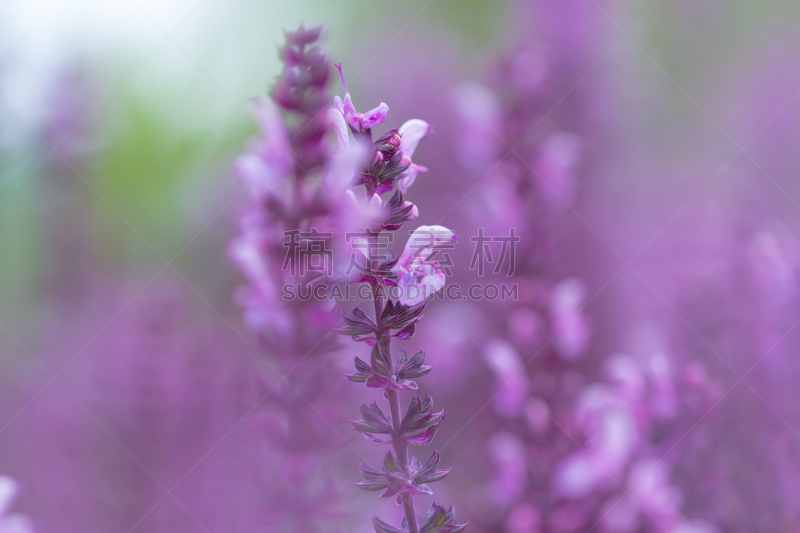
11;0;798;335
92;87;210;264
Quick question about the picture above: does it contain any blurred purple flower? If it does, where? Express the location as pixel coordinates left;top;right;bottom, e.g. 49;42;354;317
488;432;527;506
0;477;33;533
534;132;582;210
227;26;360;532
482;339;529;418
550;278;590;361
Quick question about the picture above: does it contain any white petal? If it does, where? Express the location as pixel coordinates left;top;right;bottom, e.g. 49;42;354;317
0;476;18;516
670;520;720;533
419;266;446;296
551;278;589;360
329;107;350;150
1;514;35;533
398;119;431;158
483;339;525;376
553;454;601;498
397;164;427;195
398;282;425;306
409;225;455;247
325;140;366;192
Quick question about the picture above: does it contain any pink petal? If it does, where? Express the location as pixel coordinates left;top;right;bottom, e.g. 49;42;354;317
403;201;419;220
251;97;289;149
232;153;269;199
396;265;443;306
340;93;359;129
360;102;389;130
333;94;345;115
419;266;446;295
397;163;428;194
325;139;366;192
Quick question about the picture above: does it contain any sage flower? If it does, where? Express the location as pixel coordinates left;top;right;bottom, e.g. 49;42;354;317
331;57;465;533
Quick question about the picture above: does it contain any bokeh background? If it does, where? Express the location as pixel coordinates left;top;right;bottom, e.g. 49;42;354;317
3;0;800;532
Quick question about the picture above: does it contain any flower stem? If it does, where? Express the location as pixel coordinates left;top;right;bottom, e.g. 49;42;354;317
371;239;420;533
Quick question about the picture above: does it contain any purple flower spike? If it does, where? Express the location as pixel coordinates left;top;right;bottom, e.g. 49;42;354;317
229;28;466;533
329;58;465;533
231;28;464;533
448;1;723;531
228;26;361;530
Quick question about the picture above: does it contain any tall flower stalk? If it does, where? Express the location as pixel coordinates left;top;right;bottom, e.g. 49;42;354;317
329;65;466;532
229;27;355;530
452;1;722;530
230;26;338;350
229;26;465;530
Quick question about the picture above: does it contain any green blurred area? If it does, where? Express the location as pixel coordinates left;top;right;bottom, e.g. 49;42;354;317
0;0;510;334
1;0;796;331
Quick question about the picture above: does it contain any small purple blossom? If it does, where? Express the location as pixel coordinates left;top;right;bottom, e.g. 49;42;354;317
333;64;389;133
392;225;456;306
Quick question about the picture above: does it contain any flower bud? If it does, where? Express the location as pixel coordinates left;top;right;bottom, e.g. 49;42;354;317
383;132;402;155
370;150;386;175
404;201;419;220
374;129;403;160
